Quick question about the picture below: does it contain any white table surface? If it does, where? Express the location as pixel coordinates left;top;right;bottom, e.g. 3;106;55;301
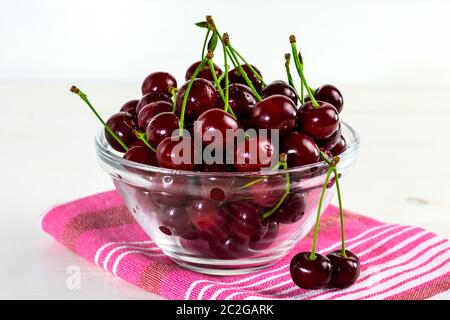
1;83;449;299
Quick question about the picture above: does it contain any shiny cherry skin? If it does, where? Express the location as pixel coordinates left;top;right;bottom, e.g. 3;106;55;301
261;80;298;105
306;84;344;113
282;132;321;167
316;124;341;152
176;78;219;119
290;252;332;289
136;92;172;115
157;206;198;240
120;99;139;116
251;95;297;137
194;109;241;146
249;220;279;250
228;83;257;120
156;136;196;171
208;233;249;259
149;173;188;207
185;61;223;82
327;250;360;288
141;71;177;95
137;101;172;130
105;112;136;152
146;112;179;146
249;175;285;208
330;136;346;156
297;101;339;140
272;193;306;224
187;200;230;241
234;135;275;172
123;143;158;166
228;64;264;93
226;201;268;242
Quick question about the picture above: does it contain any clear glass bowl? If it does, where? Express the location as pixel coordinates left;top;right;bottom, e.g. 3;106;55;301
95;122;359;275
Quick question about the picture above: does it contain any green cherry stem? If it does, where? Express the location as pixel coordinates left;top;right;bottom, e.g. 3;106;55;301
238;160;283;190
333;166;346;257
206;16;239;68
207;57;236;118
284;53;300;104
262;153;290;219
230;46;266;86
70;85;128;152
224;41;230;113
201;29;212;60
168;87;178;113
133;130;156;152
289;35;318;107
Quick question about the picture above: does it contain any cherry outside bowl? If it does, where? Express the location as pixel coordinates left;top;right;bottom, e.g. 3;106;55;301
95;122;359;275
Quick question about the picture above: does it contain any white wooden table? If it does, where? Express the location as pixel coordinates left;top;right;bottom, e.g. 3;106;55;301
1;83;449;299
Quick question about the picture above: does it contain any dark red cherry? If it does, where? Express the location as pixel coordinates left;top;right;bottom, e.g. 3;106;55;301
228;83;257;120
290;252;332;289
272;193;305;224
208;233;249;259
157;206;198;240
249;220;279;250
146;112;179;147
123;144;157;166
251;95;297;137
306;84;344;113
185;61;223;82
156;136;196;171
282;132;321;167
120;99;139;115
327;250;360;288
141;71;177;96
194;108;241;146
137;101;172;130
234;135;275;172
249;175;285;208
176;78;219;119
229;64;263;93
316;124;341;152
261;80;298;105
105;112;136;152
149;174;188;207
297;101;339;140
226;202;268;242
330;136;347;156
187;200;229;241
135;92;172;115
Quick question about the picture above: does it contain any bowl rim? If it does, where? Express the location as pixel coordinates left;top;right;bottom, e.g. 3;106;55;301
95;121;359;177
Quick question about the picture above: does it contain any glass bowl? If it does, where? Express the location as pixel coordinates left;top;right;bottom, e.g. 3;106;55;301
95;122;359;275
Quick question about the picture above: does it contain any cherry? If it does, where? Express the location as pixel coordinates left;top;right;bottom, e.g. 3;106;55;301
120;99;139;116
249;176;285;208
226;201;268;242
330;136;347;156
234;135;275;172
306;84;344;113
202;163;235;172
149;174;188;207
316;124;341;152
297;101;339;140
157;206;198;240
123;143;158;166
141;71;177;96
208;233;249;259
156;136;196;171
194;109;241;147
282;132;320;167
272;193;306;224
135;92;172;115
290;252;332;289
327;250;360;289
261;80;298;105
227;83;257;120
176;78;219;119
137;101;172;130
185;60;223;82
229;64;264;93
251;95;297;137
146;112;179;147
187;200;230;241
105;112;136;152
249;220;279;250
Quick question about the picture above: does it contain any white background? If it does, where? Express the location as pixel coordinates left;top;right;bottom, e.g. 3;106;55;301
1;0;449;299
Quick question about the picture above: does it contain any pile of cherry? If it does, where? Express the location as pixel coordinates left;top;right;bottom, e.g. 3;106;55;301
71;16;360;290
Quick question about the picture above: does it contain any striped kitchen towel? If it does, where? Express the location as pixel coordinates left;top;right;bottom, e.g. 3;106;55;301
41;190;450;300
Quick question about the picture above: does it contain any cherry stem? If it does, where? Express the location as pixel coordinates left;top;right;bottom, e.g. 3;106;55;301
333;166;346;257
309;165;333;261
206;58;236;118
201;29;211;60
179;58;207;136
262;154;290;219
132;130;156;152
284;53;300;105
168;87;178;113
224;42;230;113
238;160;283;190
70;86;128;152
290;36;318;107
206;16;239;68
230;45;266;86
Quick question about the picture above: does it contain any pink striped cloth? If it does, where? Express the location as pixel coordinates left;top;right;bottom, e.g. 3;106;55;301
41;190;450;300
